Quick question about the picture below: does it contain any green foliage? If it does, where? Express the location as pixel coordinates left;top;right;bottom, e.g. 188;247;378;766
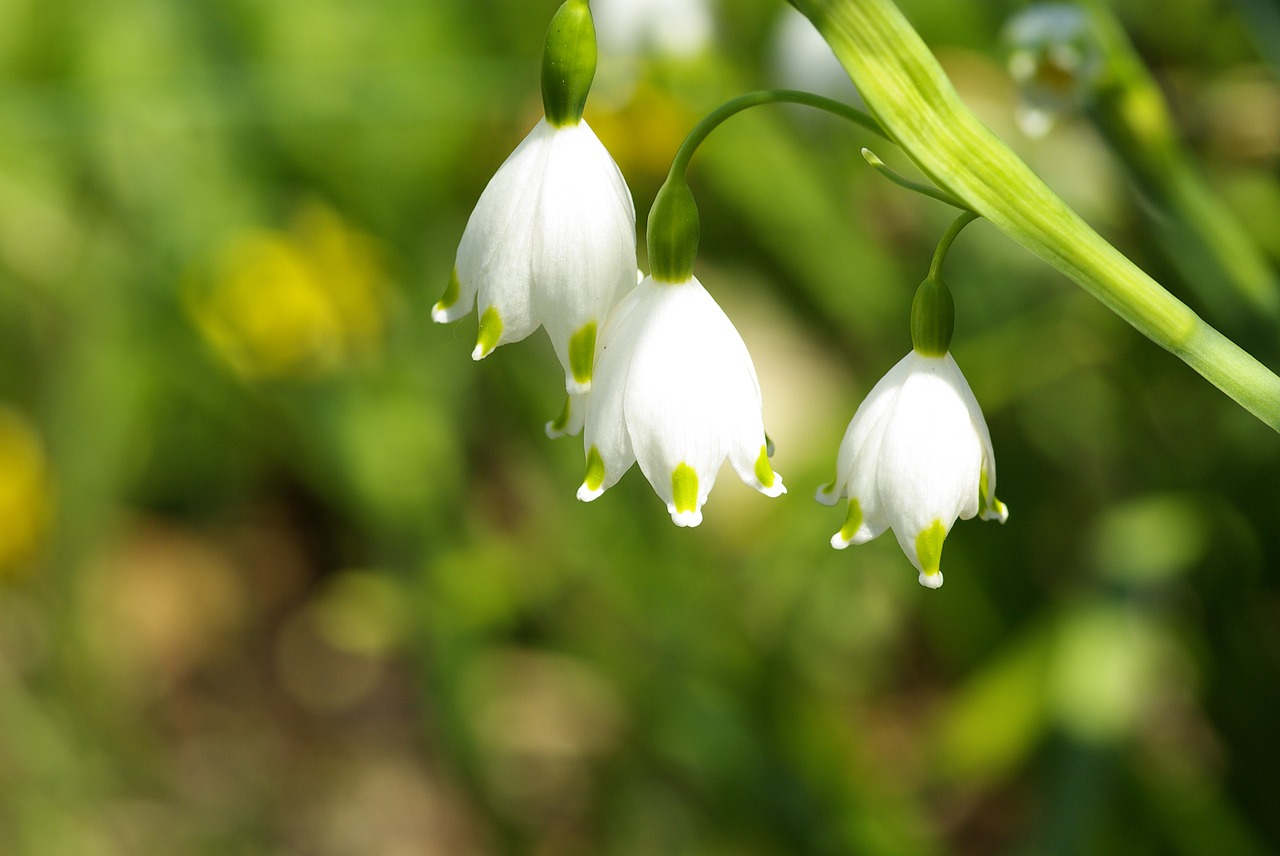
0;0;1278;854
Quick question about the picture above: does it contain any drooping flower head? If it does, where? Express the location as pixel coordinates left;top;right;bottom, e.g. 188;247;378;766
577;274;784;526
577;178;784;526
818;273;1007;588
433;0;637;398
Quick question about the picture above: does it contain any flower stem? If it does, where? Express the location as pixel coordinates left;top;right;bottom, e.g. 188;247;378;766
928;211;979;283
788;0;1280;433
862;147;971;210
649;90;887;281
666;89;887;182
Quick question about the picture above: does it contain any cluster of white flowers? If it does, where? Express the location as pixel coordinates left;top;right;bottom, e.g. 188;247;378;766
436;0;780;531
435;0;1008;588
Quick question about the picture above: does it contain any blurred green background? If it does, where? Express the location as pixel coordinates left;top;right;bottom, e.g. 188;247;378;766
2;0;1279;853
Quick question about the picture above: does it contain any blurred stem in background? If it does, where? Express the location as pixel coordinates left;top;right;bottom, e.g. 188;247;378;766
1077;0;1280;334
1229;0;1280;75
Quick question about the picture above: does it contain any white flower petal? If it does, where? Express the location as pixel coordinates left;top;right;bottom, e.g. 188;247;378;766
452;120;554;349
444;119;638;386
822;356;907;504
533;121;637;393
945;352;1009;523
874;354;983;537
579;282;650;501
579;275;782;524
728;442;786;499
822;350;1005;585
545;392;587;439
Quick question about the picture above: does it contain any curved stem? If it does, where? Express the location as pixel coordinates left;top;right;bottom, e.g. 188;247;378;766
648;89;889;282
862;148;972;210
666;89;887;182
928;210;979;282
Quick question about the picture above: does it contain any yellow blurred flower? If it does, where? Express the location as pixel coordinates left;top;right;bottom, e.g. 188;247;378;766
585;83;696;183
190;202;389;379
0;408;52;579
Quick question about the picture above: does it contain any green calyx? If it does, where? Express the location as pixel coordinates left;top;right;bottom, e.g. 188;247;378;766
910;275;955;356
541;0;597;128
647;177;700;284
911;209;974;356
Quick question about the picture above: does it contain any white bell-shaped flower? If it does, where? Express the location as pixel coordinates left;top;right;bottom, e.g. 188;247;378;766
434;117;637;395
817;350;1008;589
576;274;785;526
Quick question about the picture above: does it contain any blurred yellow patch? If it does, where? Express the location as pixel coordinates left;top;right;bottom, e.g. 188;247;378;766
0;408;52;579
586;82;697;183
189;202;389;379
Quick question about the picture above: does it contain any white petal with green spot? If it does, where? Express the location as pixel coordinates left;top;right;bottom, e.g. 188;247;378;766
820;350;1006;588
579;275;785;525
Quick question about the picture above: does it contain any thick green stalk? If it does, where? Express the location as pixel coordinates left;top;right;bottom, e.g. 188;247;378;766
788;0;1280;432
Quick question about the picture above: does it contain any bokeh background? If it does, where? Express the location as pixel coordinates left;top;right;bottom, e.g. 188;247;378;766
2;0;1279;853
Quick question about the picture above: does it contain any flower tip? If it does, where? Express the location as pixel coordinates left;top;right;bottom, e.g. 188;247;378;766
814;484;840;507
576;482;604;502
918;570;944;590
829;531;852;550
545;419;586;440
566;377;592;396
981;499;1010;524
669;506;704;528
472;305;503;361
758;474;786;498
545;396;584;440
433;268;463;324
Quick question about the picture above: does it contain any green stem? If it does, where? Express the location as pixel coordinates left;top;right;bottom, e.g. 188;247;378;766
649;89;886;282
788;0;1280;433
928;211;979;283
861;147;971;210
666;89;887;182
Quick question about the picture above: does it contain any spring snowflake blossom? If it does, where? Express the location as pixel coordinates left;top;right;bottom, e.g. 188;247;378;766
434;0;636;398
433;118;636;395
577;274;785;526
817;350;1007;589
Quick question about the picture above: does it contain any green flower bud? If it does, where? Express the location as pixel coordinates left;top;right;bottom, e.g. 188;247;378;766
646;177;700;284
910;275;955;356
542;0;598;128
